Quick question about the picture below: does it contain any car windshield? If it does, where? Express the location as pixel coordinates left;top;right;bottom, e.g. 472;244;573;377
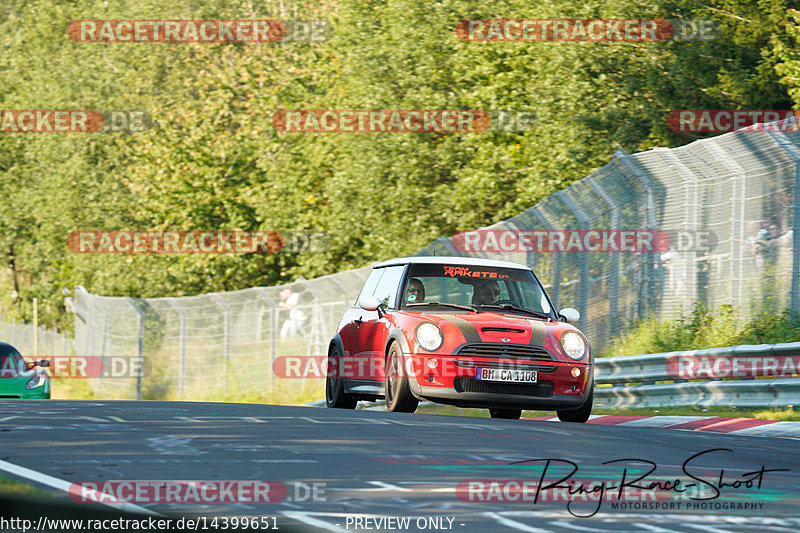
0;346;25;378
400;263;555;317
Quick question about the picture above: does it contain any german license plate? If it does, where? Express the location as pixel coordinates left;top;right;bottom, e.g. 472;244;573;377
475;368;537;383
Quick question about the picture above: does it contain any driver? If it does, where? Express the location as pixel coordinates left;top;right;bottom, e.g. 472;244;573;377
471;279;501;306
406;278;425;303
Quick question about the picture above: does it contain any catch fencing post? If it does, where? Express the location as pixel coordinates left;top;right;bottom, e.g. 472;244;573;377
705;140;747;308
556;190;591;331
73;286;94;357
588;177;622;336
766;125;800;314
211;294;231;393
126;298;145;401
616;150;665;318
654;149;698;311
167;298;187;398
256;288;278;391
326;276;353;341
532;206;561;309
32;298;38;357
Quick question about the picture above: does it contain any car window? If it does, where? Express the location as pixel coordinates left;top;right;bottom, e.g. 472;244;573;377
356;268;384;305
400;263;554;316
372;265;405;309
0;347;24;377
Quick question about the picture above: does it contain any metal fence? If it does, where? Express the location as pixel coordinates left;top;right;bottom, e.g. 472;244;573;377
594;341;800;409
419;120;800;343
66;268;372;400
0;316;73;364
61;116;800;401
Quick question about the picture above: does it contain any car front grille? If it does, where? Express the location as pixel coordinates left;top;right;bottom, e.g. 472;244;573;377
453;360;557;373
453;377;554;397
455;343;554;361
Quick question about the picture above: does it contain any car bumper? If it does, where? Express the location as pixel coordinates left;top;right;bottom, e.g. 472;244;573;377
0;377;51;399
408;354;592;410
0;390;51;399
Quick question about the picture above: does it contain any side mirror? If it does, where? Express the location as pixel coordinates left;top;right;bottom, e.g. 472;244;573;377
559;308;580;324
358;295;381;311
358;295;385;318
39;360;50;368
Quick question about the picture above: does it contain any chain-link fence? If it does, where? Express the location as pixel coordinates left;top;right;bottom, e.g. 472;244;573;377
53;116;800;401
0;316;72;358
67;268;372;401
420;123;800;346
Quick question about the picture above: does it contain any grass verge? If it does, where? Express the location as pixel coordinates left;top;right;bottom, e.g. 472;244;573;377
603;304;800;357
0;474;49;497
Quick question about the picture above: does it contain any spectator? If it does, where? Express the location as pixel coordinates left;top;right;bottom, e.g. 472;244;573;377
279;288;307;339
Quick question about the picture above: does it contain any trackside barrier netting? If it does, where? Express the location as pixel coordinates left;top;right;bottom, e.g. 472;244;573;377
66;267;372;400
0;316;72;359
57;117;800;401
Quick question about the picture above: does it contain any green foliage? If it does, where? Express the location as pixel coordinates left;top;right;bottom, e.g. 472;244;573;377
775;9;800;106
604;303;800;357
0;0;796;332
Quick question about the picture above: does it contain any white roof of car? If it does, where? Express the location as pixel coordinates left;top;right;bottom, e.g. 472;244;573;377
372;255;531;270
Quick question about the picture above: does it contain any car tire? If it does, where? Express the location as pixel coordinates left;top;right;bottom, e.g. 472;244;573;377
326;344;357;409
489;409;521;419
556;388;593;423
384;342;419;413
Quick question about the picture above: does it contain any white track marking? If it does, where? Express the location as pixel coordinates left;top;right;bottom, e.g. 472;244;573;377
280;512;355;532
683;524;740;533
0;458;161;516
633;523;683;532
482;512;552;532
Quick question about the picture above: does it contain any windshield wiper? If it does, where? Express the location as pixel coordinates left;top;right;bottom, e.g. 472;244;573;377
477;304;551;320
406;302;478;313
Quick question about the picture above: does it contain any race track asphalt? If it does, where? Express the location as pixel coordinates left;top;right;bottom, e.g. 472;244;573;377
1;400;798;532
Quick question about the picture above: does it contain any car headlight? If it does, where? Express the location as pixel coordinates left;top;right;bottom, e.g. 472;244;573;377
26;373;46;389
415;322;443;352
561;331;587;360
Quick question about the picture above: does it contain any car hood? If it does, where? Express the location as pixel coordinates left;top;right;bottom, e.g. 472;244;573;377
407;310;555;347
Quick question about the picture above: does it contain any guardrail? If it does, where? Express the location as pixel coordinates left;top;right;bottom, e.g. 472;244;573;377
594;342;800;409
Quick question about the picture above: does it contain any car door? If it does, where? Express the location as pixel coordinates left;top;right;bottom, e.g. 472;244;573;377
339;267;382;366
342;265;405;383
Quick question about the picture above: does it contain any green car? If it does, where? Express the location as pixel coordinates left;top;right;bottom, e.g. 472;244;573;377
0;342;51;399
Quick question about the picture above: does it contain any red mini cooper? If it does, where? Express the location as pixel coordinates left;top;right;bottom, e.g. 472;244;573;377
325;256;593;421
